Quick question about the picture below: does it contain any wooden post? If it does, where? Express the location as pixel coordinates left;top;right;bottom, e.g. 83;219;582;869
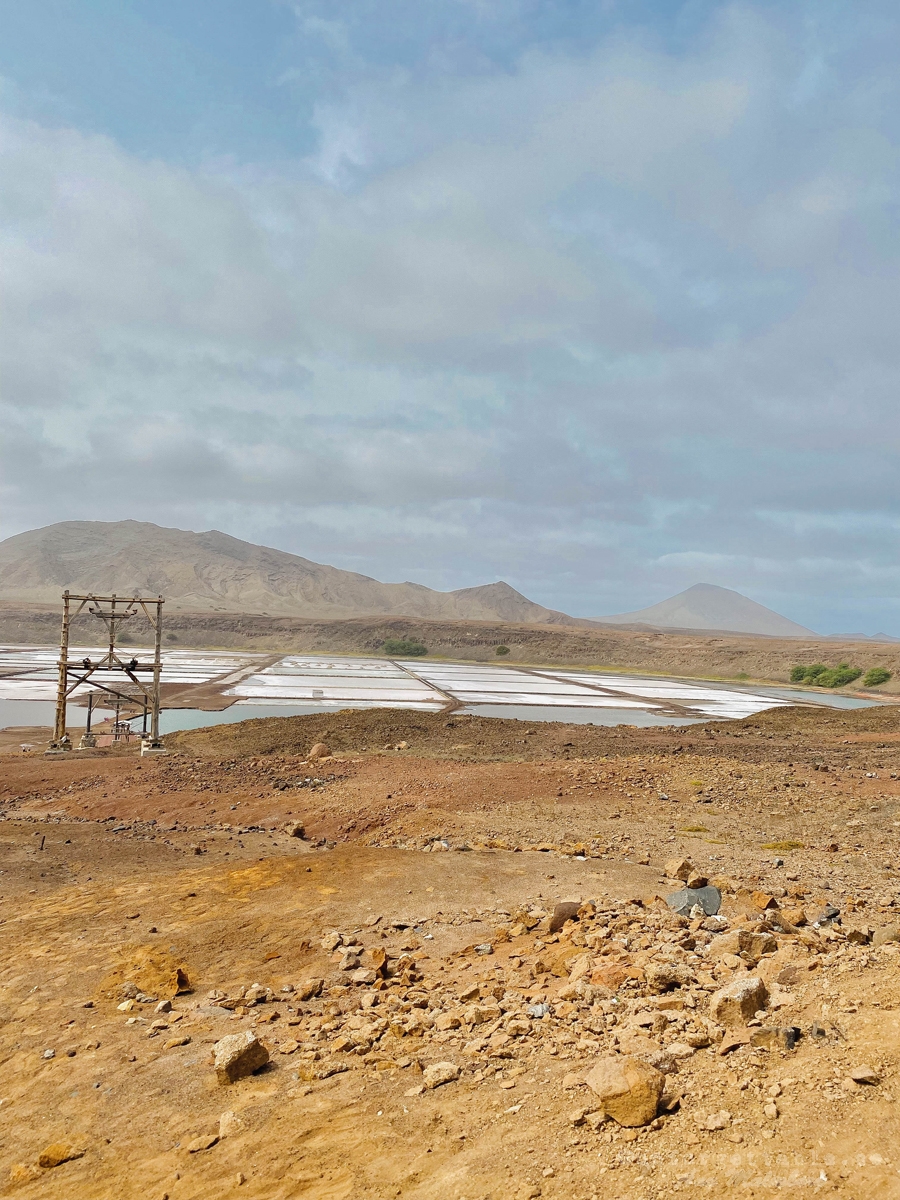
150;595;164;745
52;591;71;747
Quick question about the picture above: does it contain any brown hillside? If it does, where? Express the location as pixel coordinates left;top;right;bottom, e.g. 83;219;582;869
0;521;579;624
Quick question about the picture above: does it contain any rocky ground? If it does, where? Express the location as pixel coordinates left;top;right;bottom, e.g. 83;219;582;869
0;704;899;1199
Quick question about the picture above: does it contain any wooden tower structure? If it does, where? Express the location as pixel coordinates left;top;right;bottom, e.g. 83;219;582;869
48;592;165;752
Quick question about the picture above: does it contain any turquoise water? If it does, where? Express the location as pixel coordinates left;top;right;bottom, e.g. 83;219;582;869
129;704;330;734
0;683;884;736
0;699;115;730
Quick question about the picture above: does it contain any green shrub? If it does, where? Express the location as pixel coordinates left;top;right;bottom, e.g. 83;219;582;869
791;662;861;687
495;645;510;656
822;663;862;687
382;638;427;657
862;667;892;687
791;663;826;683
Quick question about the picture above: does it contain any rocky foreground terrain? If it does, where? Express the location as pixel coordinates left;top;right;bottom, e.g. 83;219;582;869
0;703;899;1198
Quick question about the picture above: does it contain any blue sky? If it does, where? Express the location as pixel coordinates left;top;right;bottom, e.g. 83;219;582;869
2;1;900;632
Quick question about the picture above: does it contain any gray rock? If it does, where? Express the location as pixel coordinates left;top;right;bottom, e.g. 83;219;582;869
666;885;721;917
811;904;841;927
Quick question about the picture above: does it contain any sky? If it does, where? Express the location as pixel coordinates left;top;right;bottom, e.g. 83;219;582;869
2;1;900;634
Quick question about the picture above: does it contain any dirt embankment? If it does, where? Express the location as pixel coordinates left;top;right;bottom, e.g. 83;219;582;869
163;701;900;766
3;604;900;691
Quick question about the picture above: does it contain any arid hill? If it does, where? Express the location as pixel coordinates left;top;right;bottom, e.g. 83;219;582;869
0;520;582;623
595;582;814;637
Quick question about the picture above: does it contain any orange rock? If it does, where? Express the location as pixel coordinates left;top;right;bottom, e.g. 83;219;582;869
664;857;693;881
590;963;644;989
38;1144;85;1169
585;1056;665;1127
9;1163;42;1184
549;950;585;979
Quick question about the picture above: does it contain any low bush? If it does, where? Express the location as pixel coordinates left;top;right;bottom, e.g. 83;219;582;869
862;667;892;687
382;638;427;657
791;663;825;683
495;645;510;656
791;662;861;688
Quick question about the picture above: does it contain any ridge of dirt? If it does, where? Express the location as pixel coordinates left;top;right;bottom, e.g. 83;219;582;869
163;701;900;765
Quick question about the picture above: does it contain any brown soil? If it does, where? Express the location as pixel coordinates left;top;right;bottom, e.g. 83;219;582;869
1;704;899;1198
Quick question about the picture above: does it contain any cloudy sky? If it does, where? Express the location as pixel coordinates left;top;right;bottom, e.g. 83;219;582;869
2;1;899;633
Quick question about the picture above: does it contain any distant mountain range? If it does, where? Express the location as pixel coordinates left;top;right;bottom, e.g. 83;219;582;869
0;521;580;624
594;583;815;638
1;522;893;642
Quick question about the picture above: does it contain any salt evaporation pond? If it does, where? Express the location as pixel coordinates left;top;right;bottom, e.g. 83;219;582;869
0;645;883;735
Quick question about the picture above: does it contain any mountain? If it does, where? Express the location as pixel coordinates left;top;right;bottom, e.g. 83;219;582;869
0;520;577;624
824;631;900;643
596;583;815;637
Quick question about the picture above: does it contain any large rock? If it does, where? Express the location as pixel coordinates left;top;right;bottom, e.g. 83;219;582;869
295;977;324;1001
423;1061;460;1089
645;962;695;992
38;1144;85;1169
549;902;581;933
707;930;776;965
709;976;768;1027
584;1055;665;1127
664;857;693;881
214;1031;269;1085
666;885;721;917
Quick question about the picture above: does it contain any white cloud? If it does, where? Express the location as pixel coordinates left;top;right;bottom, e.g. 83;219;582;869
3;4;900;631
